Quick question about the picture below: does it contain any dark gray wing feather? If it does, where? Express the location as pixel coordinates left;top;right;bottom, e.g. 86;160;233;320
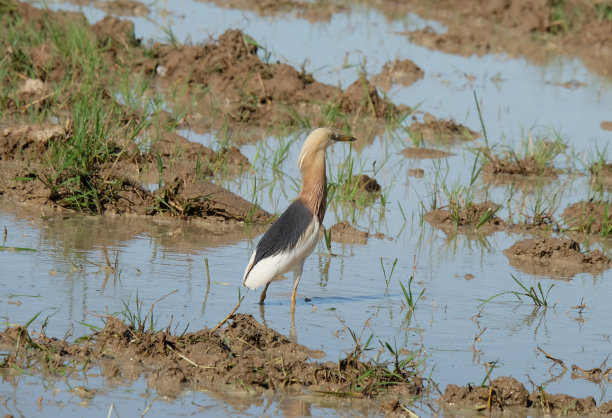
252;199;313;268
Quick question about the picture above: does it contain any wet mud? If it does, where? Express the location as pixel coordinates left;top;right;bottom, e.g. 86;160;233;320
442;376;612;415
562;201;612;236
0;1;404;220
190;0;612;79
2;314;610;415
0;314;425;402
196;0;348;23
0;122;268;221
503;237;611;277
424;201;505;234
408;113;480;144
370;59;424;91
482;154;558;178
328;221;386;245
401;146;454;159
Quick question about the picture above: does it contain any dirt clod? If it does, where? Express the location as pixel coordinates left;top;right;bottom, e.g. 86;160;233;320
352;174;381;194
424;201;505;234
483;155;557;177
371;59;424;91
408;113;480;143
442;377;529;409
503;237;611;277
562;201;612;235
0;314;424;401
329;221;368;244
401;146;453;159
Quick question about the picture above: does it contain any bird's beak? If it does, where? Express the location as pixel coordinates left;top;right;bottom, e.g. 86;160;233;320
333;133;357;142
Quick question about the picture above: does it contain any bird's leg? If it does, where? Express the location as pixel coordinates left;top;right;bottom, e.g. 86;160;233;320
290;260;305;313
289;309;297;342
259;282;270;305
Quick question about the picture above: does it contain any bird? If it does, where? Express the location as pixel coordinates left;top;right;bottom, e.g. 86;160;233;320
242;127;356;310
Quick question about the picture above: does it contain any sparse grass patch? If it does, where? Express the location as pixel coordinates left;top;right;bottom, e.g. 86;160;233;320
479;275;555;308
480;129;566;178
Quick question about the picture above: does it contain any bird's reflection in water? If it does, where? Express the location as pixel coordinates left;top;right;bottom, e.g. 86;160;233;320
258;303;298;343
279;397;312;417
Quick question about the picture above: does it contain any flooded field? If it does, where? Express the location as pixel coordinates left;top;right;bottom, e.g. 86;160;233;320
1;0;612;416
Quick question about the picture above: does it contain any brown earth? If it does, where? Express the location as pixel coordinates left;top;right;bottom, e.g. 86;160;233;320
188;0;612;80
442;376;612;415
1;314;609;415
0;120;268;222
401;146;453;159
562;200;612;235
590;162;612;191
388;0;612;80
93;0;150;17
132;28;402;132
503;237;611;277
5;1;390;132
329;221;369;244
2;1;405;220
351;174;381;194
408;113;480;144
407;168;424;178
482;154;558;178
0;314;425;402
196;0;349;23
424;201;505;234
370;59;424;91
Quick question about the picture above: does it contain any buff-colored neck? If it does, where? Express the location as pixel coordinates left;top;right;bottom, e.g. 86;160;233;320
298;152;327;224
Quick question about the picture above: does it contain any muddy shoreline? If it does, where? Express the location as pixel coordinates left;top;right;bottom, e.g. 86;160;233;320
2;313;611;415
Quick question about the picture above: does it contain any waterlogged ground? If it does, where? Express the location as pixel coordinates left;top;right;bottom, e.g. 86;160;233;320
2;0;612;416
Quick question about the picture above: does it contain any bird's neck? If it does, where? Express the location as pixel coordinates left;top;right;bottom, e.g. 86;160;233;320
298;162;327;224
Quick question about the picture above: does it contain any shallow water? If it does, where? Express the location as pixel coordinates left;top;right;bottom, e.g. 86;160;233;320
2;0;612;415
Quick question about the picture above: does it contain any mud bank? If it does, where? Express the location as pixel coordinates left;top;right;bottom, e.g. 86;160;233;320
2;314;610;415
504;237;611;277
199;0;612;80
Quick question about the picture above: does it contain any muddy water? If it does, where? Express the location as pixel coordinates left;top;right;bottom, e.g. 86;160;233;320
2;0;612;415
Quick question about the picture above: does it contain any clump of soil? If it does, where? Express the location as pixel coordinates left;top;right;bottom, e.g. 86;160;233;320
482;154;557;178
408;168;424;178
442;376;611;415
0;120;265;222
0;314;425;402
93;0;149;17
424;201;505;234
401;146;453;159
562;201;612;235
443;377;529;410
0;124;64;160
153;172;270;222
351;174;381;194
329;221;369;244
503;237;611;277
589;162;612;191
370;59;424;91
197;0;348;23
338;76;397;119
139;30;401;129
408;113;480;143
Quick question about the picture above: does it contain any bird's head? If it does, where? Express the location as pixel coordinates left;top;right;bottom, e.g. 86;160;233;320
298;128;356;170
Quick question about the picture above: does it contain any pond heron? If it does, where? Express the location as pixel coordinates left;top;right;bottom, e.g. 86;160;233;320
242;128;356;310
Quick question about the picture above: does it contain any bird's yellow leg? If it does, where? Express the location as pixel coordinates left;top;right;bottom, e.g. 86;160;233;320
290;287;298;312
259;282;270;305
290;261;304;313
